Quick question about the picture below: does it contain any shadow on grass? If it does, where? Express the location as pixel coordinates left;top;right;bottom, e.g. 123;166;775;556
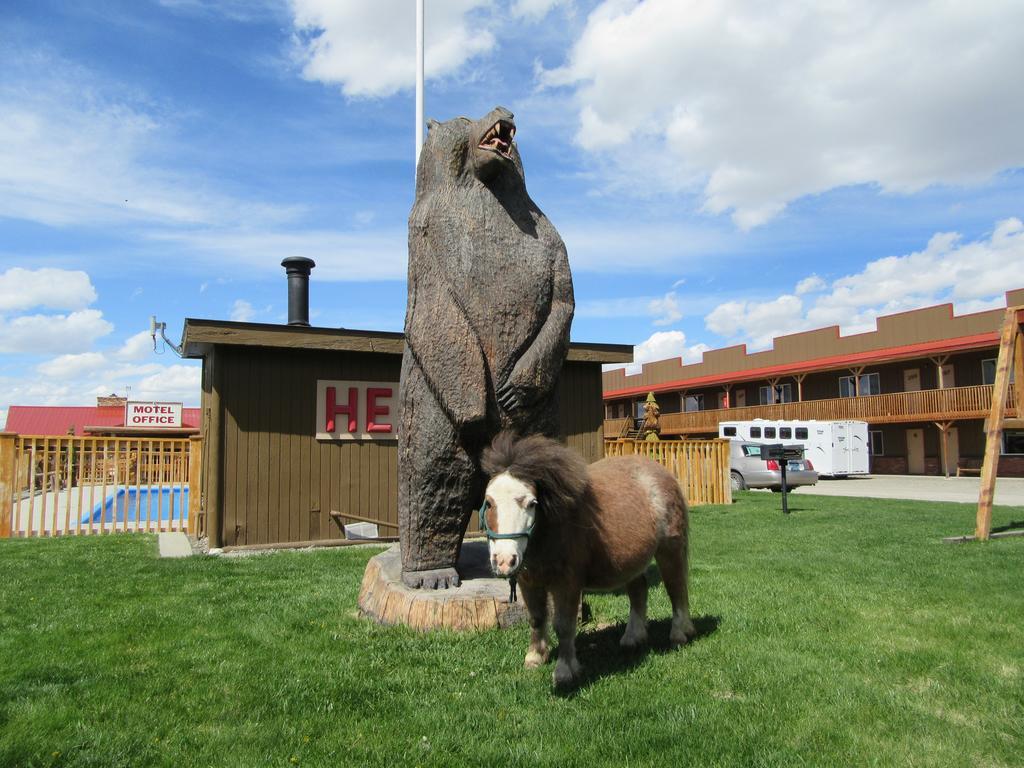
992;520;1024;534
552;613;721;698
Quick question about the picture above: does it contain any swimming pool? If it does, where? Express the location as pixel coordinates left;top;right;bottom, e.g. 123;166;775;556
82;486;189;524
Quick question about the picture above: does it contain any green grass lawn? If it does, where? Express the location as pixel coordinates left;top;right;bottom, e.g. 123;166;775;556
1;493;1022;768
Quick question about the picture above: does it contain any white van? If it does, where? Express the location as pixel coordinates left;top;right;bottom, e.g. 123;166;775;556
717;419;870;477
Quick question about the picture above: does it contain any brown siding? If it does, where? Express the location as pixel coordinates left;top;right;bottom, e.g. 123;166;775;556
605;291;1023;393
558;361;606;463
211;347;607;546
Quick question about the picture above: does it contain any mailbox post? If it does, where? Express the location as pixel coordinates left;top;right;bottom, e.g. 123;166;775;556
762;443;805;515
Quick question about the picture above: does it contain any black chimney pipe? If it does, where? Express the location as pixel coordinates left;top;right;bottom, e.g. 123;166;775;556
281;257;316;326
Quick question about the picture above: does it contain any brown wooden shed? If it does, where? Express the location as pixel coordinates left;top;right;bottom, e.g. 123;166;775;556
182;319;631;549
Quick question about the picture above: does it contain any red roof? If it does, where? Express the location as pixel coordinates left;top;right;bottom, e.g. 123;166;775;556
5;405;201;436
604;331;1001;400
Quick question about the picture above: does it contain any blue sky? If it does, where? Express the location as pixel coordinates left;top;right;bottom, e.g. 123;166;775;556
2;0;1023;422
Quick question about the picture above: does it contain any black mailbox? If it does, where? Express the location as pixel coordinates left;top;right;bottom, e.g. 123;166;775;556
761;444;805;515
761;443;805;462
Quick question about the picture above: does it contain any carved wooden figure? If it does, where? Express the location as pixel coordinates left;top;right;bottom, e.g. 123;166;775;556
398;107;575;589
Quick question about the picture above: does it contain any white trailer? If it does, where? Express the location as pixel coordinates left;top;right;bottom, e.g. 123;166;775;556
718;419;870;477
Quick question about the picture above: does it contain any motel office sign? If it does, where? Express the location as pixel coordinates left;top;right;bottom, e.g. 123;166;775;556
315;380;397;441
124;401;183;428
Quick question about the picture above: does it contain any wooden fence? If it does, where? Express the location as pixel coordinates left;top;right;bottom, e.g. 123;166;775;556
604;439;732;506
0;434;202;538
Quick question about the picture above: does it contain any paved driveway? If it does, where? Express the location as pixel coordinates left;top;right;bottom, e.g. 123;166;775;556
788;474;1024;506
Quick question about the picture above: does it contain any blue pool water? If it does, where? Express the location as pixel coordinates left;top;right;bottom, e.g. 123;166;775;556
82;486;189;524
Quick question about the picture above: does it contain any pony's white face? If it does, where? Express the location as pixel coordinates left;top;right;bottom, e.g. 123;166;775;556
483;472;537;577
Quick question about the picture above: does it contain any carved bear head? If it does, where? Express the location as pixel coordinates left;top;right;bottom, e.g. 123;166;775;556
416;106;526;195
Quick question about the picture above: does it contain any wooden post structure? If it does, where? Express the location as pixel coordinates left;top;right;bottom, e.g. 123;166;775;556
976;307;1023;540
931;355;950;389
849;366;866;397
0;432;15;538
1014;330;1024;417
205;351;224;548
935;421;953;478
187;436;203;537
794;373;807;402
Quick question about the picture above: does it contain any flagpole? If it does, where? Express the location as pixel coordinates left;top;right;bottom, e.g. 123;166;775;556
415;0;424;177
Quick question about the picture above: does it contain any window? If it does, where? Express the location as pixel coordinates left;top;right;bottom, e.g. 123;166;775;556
869;430;884;456
779;427;792;439
742;444;763;457
759;383;793;404
750;427;762;438
1003;430;1024;455
982;358;996;385
723;426;737;437
795;427;809;440
840;373;880;397
764;427;777;438
684;394;704;412
982;358;1015;385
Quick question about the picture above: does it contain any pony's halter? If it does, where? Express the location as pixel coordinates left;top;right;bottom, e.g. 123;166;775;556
478;500;536;541
479;499;534;605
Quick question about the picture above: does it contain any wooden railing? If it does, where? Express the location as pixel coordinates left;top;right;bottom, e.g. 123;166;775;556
604;417;631;439
605;384;1016;437
0;434;202;538
604;439;731;506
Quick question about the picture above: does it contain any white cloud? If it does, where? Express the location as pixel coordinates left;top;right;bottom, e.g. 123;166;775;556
562;219;729;273
705;294;805;350
148;227;408;281
115;330;156;361
0;309;114;354
0;268;97;312
605;330;709;375
543;0;1024;228
2;354;200;410
132;364;202;403
290;0;496;98
0;53;299;229
0;409;6;430
36;352;108;379
511;0;568;19
230;299;257;322
795;275;826;296
648;291;682;326
704;218;1024;349
0;269;201;410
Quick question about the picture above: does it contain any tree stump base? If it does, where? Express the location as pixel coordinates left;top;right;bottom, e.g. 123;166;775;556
358;541;527;631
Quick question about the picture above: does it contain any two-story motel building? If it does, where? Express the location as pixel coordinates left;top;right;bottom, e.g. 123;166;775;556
603;290;1024;477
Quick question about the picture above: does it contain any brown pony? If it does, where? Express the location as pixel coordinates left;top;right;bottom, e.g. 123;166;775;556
480;432;695;687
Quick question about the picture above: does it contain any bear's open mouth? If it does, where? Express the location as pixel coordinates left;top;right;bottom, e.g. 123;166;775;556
478;120;515;159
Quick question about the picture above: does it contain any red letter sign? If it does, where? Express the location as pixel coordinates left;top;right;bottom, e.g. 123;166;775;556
366;387;393;433
326;386;359;433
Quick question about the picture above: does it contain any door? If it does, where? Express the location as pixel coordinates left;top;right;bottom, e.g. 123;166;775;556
832;423;850;473
903;368;920;392
940;363;955;388
944;427;960;476
849;424;868;472
735;389;746;408
907;429;925;474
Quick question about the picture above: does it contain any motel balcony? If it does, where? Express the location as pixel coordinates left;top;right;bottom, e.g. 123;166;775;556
603;383;1018;438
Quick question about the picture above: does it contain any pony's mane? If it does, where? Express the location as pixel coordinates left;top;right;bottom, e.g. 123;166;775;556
481;432;588;521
